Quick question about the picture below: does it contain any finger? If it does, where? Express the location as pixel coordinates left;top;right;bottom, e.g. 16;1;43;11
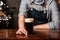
18;31;22;34
16;31;18;34
16;30;22;34
21;29;28;36
23;29;28;35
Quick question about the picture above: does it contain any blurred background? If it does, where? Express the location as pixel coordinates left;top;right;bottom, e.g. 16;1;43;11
0;0;21;29
0;0;60;29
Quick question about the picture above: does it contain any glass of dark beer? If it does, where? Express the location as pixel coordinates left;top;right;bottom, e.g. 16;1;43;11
25;18;34;35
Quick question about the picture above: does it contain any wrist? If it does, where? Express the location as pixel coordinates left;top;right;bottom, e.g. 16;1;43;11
19;25;25;29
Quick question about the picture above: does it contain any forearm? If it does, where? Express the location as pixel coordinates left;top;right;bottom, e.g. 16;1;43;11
51;0;59;29
34;23;50;29
17;13;28;35
33;23;50;35
18;14;25;28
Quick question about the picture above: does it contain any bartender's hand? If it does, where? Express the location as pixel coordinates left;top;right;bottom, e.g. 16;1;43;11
16;26;28;36
16;14;28;35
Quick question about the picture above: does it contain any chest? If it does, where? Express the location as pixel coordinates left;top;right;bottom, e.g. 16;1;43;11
27;0;47;11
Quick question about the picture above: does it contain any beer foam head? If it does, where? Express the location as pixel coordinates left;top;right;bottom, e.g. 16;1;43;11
25;18;34;23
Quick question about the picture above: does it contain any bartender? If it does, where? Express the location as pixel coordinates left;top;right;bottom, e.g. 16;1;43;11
16;0;59;35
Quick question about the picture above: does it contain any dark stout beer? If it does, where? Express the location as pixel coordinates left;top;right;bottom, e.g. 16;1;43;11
25;18;34;35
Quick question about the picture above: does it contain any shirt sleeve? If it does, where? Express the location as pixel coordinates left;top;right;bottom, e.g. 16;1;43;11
48;0;59;29
18;0;28;17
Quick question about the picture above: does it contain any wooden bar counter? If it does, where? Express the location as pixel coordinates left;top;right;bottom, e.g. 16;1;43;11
0;29;59;40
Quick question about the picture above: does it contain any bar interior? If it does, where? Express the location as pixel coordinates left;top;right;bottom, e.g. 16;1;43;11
0;0;60;40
